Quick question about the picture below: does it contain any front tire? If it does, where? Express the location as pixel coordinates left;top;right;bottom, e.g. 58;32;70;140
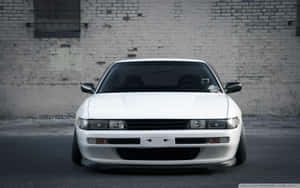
235;130;247;166
72;130;82;166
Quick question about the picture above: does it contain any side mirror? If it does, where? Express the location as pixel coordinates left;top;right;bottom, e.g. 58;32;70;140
225;82;242;94
80;83;95;94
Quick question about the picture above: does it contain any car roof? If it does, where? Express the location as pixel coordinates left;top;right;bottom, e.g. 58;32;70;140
114;58;208;65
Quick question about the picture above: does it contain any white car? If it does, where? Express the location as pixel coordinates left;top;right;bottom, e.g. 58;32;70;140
72;58;246;169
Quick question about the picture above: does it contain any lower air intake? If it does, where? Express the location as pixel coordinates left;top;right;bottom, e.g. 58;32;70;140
117;148;200;160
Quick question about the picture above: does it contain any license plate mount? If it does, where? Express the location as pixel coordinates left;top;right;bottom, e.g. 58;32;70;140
141;137;175;146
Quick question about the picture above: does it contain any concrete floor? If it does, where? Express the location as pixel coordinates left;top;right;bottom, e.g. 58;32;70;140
0;117;300;188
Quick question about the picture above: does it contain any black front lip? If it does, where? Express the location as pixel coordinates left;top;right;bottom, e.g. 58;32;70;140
82;158;236;170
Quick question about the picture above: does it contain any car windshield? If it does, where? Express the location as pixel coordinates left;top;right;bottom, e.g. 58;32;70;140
98;61;222;93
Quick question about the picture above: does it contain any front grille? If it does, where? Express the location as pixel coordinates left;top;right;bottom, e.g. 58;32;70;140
117;148;200;160
125;119;189;130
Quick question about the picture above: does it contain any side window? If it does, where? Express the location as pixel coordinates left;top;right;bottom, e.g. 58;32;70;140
33;0;80;38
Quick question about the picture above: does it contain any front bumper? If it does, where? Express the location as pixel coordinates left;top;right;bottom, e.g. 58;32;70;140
76;127;241;166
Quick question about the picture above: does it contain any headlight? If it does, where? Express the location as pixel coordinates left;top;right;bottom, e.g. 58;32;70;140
109;120;127;129
77;119;127;130
188;117;240;129
207;119;227;129
189;120;206;129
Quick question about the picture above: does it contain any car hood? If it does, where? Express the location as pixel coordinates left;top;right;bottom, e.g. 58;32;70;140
87;92;229;119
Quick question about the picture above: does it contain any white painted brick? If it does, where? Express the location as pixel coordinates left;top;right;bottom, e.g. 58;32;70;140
0;0;299;118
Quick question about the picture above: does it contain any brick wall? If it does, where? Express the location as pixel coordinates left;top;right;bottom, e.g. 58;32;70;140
0;0;299;118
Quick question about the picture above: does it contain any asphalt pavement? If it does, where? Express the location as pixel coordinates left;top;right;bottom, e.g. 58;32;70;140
0;117;299;188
